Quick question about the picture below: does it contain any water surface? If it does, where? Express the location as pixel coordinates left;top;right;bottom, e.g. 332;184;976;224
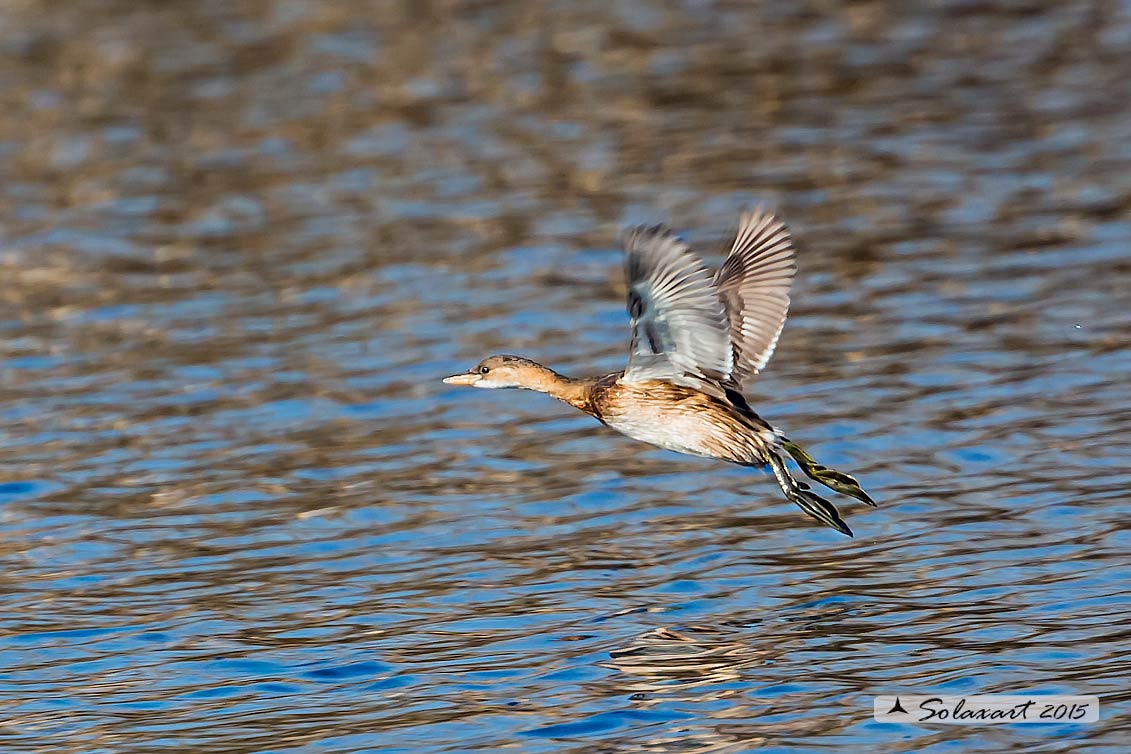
0;1;1129;752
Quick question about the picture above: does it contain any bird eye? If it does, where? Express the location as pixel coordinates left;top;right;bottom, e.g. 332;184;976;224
479;366;490;374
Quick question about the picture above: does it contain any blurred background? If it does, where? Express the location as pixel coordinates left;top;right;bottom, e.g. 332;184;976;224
0;1;1129;752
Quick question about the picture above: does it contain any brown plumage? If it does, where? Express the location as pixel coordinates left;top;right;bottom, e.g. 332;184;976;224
444;209;876;536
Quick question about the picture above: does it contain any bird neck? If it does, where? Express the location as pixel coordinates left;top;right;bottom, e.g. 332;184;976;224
521;366;593;412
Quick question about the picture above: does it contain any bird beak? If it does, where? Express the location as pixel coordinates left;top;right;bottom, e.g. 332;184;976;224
442;372;479;386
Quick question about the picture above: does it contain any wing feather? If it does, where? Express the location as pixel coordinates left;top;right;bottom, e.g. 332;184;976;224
621;225;733;386
712;208;796;384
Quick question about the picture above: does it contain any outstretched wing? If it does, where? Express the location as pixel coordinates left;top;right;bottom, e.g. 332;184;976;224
621;225;733;387
712;208;796;385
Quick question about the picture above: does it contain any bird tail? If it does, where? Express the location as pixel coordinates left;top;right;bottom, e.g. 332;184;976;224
765;449;853;536
779;437;877;508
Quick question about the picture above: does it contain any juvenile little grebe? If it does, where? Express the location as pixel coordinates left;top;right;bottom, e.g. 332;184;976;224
443;209;876;536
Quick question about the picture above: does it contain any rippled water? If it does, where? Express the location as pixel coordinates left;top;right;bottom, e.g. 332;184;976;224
1;1;1129;752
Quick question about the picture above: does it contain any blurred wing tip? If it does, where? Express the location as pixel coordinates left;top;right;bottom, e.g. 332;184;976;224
738;203;783;225
622;223;682;246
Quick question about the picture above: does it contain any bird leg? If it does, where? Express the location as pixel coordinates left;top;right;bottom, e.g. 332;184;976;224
765;450;853;536
779;438;876;507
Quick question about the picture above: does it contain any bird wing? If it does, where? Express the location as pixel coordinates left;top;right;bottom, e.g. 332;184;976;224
620;225;733;388
712;207;796;385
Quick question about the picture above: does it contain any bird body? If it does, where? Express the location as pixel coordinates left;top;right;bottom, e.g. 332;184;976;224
593;377;775;464
444;209;876;536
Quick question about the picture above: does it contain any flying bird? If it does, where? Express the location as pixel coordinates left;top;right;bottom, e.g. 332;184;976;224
444;208;875;535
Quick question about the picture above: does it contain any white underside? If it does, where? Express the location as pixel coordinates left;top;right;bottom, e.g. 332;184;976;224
602;412;719;458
